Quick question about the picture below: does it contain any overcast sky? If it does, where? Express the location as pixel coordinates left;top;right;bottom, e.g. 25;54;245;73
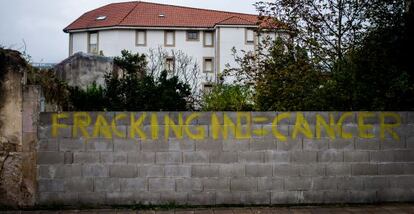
0;0;265;63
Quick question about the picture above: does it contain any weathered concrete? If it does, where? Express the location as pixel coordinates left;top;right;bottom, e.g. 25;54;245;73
54;52;121;89
0;49;39;207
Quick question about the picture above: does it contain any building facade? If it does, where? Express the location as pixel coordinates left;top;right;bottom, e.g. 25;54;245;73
64;1;286;89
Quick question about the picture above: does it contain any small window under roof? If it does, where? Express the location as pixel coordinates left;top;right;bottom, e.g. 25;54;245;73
158;14;165;18
96;16;107;21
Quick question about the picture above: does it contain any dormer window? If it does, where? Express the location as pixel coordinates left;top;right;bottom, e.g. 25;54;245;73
96;16;107;21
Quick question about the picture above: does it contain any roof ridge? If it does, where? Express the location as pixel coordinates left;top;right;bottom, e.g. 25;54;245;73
108;0;258;17
216;16;255;25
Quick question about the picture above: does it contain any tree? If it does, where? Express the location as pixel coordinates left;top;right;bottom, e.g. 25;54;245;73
201;84;254;111
255;0;406;69
104;50;192;111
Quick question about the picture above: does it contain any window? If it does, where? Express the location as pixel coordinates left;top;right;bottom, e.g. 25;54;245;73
165;57;175;72
88;32;99;54
203;83;213;94
136;30;147;46
203;57;214;73
245;28;255;44
164;31;175;47
186;31;199;41
69;33;73;56
203;31;214;47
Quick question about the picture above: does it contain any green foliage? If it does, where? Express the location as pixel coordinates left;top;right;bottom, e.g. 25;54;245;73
70;50;192;111
201;84;254;111
254;39;326;111
68;83;105;111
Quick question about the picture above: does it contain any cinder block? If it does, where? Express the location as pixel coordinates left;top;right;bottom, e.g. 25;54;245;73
64;152;73;164
148;178;175;192
127;152;155;164
344;151;369;162
326;164;351;176
240;192;270;205
85;139;113;151
82;164;109;177
197;112;220;125
380;138;406;150
355;138;380;150
328;139;354;150
209;152;238;163
251;112;276;125
389;175;414;188
106;191;135;205
249;138;277;151
114;139;140;152
165;165;191;177
223;139;249;151
273;164;300;177
59;139;85;151
101;152;127;163
407;136;414;148
245;164;273;177
183;151;209;163
159;191;188;205
337;177;364;190
73;152;100;164
156;152;182;164
303;139;329;150
64;177;93;192
238;151;264;163
37;152;64;164
78;192;106;205
38;125;72;139
191;165;219;177
276;139;302;151
299;164;325;177
188;192;216;205
168;139;195;151
176;178;203;192
311;177;338;190
377;188;414;202
37;192;78;205
379;163;405;175
302;190;325;204
323;190;349;204
290;151;317;163
38;179;64;192
370;151;394;162
262;125;289;141
38;139;58;151
216;192;241;205
348;190;378;203
258;177;283;191
94;178;120;192
230;178;257;191
284;177;311;191
363;176;390;189
219;164;245;177
202;178;230;191
139;139;169;151
271;191;303;204
135;192;161;205
138;165;164;177
38;165;81;179
404;163;414;174
109;165;137;178
120;178;147;192
317;150;343;162
264;151;290;163
393;150;414;162
351;163;378;175
195;139;223;151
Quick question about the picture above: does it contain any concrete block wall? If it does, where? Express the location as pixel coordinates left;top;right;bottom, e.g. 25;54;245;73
37;112;414;205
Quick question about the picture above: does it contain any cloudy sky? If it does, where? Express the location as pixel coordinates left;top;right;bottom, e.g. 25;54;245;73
0;0;264;63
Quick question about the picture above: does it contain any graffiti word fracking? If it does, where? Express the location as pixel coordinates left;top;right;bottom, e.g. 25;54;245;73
51;112;401;141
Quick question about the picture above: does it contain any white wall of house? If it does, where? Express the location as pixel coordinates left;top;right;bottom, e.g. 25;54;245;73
68;27;286;87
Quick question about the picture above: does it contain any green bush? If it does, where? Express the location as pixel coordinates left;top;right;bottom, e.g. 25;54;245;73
201;84;254;111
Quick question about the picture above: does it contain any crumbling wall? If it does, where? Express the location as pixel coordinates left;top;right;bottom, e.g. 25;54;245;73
0;49;38;208
54;52;118;89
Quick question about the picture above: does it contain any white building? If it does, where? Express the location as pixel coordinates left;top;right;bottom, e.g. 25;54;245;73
64;1;286;90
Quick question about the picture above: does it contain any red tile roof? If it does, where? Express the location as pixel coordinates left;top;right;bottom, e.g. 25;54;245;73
64;1;280;32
